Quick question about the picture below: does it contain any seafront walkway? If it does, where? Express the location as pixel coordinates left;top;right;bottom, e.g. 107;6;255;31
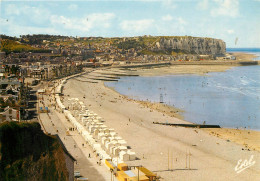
38;80;114;180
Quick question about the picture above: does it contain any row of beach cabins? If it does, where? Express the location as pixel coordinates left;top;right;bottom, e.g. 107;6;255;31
53;73;157;181
55;79;136;163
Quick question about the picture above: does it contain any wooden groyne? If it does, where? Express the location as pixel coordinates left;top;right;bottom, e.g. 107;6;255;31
91;77;118;81
82;75;119;81
97;72;138;77
72;77;98;83
153;122;221;128
87;74;120;79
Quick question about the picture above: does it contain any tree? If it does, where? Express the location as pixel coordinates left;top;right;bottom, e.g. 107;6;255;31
4;65;10;73
10;65;20;75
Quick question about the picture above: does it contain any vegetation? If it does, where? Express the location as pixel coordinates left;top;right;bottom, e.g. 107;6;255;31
0;122;69;180
139;50;169;55
0;97;18;112
0;39;35;54
116;39;145;50
139;49;189;56
4;64;20;75
0;39;50;54
114;36;199;54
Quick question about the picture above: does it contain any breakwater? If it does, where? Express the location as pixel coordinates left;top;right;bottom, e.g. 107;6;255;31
153;122;221;128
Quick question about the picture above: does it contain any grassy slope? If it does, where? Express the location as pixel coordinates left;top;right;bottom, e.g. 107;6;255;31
0;122;69;181
112;36;202;55
0;39;50;54
0;39;37;54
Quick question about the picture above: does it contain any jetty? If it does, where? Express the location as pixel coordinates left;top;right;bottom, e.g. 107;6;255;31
153;122;221;128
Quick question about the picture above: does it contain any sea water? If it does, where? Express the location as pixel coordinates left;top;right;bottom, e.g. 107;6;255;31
227;48;260;60
105;50;260;130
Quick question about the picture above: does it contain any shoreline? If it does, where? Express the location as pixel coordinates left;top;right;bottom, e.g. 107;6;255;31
103;82;185;121
61;66;260;180
103;78;260;152
229;52;259;61
101;61;260;151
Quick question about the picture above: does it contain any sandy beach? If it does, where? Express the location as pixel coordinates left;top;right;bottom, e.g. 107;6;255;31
132;64;235;76
231;52;258;61
61;63;260;181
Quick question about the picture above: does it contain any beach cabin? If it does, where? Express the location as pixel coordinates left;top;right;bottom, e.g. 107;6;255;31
113;147;121;156
94;129;101;138
127;150;136;161
89;125;98;133
93;143;102;152
102;137;110;145
119;151;130;161
106;141;120;151
118;139;127;146
110;132;117;137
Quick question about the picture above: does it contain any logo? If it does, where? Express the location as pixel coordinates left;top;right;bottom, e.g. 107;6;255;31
235;155;256;173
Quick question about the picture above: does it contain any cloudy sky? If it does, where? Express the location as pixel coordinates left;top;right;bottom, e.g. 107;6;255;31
0;0;260;47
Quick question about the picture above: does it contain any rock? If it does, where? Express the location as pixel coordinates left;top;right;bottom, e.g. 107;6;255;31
154;37;226;55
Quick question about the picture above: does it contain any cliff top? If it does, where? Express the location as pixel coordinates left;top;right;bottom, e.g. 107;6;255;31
0;121;70;181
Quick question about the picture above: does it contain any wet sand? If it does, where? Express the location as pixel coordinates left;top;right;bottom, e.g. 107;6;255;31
205;128;260;152
132;64;235;76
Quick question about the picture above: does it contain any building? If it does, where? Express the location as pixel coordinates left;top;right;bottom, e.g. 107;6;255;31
117;170;149;181
0;106;20;123
0;79;21;100
0;52;6;59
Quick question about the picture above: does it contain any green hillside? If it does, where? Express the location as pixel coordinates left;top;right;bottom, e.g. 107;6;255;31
0;39;50;54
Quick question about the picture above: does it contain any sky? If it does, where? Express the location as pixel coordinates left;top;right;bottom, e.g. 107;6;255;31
0;0;260;48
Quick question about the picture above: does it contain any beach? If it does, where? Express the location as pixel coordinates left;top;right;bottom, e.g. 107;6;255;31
132;64;235;76
61;63;260;180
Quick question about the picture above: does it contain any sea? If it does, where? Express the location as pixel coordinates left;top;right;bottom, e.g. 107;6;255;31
227;48;260;60
105;48;260;130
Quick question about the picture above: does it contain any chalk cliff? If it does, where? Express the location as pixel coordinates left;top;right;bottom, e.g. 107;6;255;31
154;37;226;55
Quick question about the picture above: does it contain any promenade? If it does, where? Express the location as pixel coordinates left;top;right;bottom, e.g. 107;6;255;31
38;84;114;180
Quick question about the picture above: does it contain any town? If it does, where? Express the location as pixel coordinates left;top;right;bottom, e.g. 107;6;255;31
2;34;259;181
0;34;229;123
